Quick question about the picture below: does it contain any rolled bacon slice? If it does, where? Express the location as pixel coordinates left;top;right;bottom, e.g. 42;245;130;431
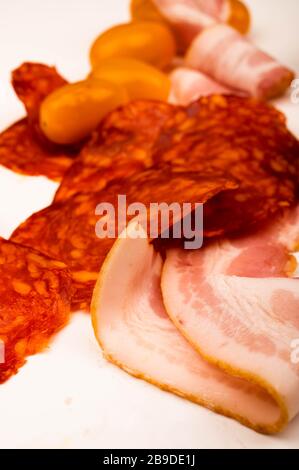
161;206;299;433
152;0;216;47
185;24;295;100
152;0;250;47
169;67;238;105
92;218;298;434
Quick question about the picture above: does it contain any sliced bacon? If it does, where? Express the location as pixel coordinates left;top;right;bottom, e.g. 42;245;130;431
92;220;282;433
152;0;250;48
152;0;217;47
185;24;294;100
161;205;299;433
169;67;238;105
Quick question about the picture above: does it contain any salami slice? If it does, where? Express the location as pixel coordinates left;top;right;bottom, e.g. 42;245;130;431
0;63;79;180
153;95;299;233
54;136;151;202
56;96;299;235
0;119;74;181
54;100;176;201
12;62;67;124
12;169;234;311
0;237;72;383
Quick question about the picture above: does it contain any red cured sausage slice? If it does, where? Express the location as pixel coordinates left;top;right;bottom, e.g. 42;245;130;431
54;135;151;202
12;169;234;311
154;95;299;234
12;62;67;124
100;99;176;143
0;119;74;181
0;238;72;384
56;96;298;235
0;63;79;180
54;100;176;201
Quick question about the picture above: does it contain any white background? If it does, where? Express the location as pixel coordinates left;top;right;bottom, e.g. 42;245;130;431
0;0;299;449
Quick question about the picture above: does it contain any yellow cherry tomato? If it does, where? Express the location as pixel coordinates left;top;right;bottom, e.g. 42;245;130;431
130;0;164;23
130;0;186;54
89;58;171;101
40;79;128;144
90;21;176;70
227;0;251;35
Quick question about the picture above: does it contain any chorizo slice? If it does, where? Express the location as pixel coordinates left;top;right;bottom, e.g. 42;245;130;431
0;63;79;180
0;238;72;383
0;119;74;181
54;100;176;201
12;169;234;311
154;95;299;232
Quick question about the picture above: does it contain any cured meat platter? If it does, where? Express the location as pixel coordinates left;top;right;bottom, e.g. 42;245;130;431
0;0;298;449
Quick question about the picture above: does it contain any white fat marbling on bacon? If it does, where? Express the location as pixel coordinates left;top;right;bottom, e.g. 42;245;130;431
94;220;282;431
185;24;294;99
169;67;239;105
196;0;229;19
161;206;299;426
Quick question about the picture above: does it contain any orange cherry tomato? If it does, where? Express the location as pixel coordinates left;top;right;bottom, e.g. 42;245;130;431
130;0;165;23
89;58;170;101
90;21;176;70
227;0;251;35
40;79;128;144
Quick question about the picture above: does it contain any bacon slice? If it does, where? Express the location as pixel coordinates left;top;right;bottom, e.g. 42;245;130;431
152;0;217;47
169;67;239;105
185;24;294;100
161;206;299;433
92;219;285;434
152;0;250;48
